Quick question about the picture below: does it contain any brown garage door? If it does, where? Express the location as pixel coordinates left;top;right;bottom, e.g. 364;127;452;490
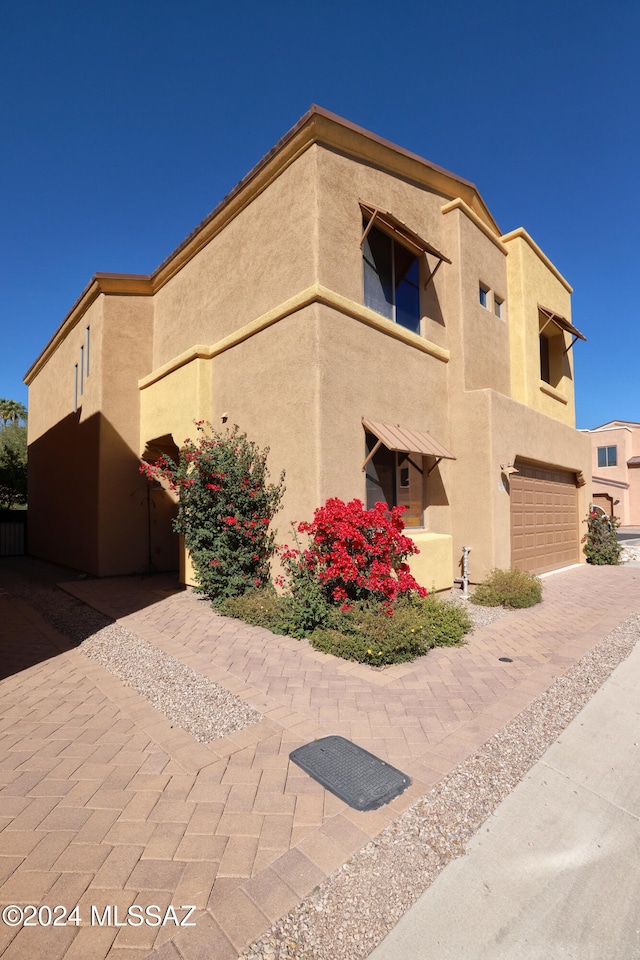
510;462;579;574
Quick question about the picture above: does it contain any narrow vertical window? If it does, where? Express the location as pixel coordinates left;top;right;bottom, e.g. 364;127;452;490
479;283;489;308
74;364;79;412
80;345;84;395
86;326;90;377
539;334;551;384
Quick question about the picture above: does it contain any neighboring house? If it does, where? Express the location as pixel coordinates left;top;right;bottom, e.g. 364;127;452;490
583;421;640;525
24;106;591;588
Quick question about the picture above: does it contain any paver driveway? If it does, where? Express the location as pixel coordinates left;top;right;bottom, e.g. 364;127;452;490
0;559;639;959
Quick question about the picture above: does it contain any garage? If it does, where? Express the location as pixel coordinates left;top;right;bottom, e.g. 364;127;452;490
510;461;579;574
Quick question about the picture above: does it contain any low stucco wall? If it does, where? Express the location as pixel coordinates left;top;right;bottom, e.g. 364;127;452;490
406;532;454;592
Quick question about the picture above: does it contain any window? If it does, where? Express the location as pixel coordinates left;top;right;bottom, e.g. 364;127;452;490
363;221;421;334
86;326;90;377
539;332;551;384
80;345;84;395
74;364;79;412
597;446;617;468
364;432;424;527
494;296;504;319
479;283;489;308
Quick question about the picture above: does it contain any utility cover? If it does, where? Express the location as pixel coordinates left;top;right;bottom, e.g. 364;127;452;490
289;735;411;811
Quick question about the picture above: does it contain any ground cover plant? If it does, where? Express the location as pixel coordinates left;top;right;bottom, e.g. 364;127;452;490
582;509;621;565
140;422;285;600
470;567;542;609
218;497;471;665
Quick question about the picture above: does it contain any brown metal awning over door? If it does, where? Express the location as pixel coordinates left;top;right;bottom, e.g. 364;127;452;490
362;418;455;472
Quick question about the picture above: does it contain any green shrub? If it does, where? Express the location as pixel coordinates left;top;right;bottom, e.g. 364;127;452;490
471;568;542;609
309;595;470;665
140;423;285;601
216;587;292;633
221;591;471;666
582;510;621;565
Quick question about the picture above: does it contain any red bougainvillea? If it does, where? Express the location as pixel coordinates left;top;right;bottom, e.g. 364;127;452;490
280;497;426;611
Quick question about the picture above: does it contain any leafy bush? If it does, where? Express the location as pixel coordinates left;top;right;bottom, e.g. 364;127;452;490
0;423;27;509
310;595;471;665
471;568;542;609
140;423;285;601
219;590;471;665
582;510;621;565
216;586;292;633
219;497;471;665
280;498;427;608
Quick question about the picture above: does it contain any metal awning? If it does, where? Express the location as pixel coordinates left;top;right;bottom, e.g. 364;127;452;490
360;202;452;269
362;418;455;474
538;305;586;352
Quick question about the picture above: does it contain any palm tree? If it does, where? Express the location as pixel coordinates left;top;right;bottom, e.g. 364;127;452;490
0;399;27;428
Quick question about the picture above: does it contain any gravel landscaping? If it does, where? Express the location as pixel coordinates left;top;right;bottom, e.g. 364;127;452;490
241;611;640;960
80;624;262;741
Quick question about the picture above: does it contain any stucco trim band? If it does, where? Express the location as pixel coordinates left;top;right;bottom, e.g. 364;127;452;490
592;476;629;489
139;284;450;391
501;228;573;293
441;199;508;255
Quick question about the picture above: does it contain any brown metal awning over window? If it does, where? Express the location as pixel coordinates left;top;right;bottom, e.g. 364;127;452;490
360;202;452;266
362;418;455;473
538;305;586;351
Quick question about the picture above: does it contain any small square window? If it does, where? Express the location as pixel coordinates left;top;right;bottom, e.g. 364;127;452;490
494;296;504;319
479;283;489;308
597;446;617;468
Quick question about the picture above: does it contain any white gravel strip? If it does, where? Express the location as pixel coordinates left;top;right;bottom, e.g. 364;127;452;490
79;624;262;742
241;612;640;960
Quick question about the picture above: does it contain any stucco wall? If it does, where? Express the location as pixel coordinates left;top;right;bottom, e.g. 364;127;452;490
448;389;591;582
503;232;576;426
27;293;166;576
589;425;637;525
314;147;450;354
151;147;319;371
442;205;511;397
27;297;104;571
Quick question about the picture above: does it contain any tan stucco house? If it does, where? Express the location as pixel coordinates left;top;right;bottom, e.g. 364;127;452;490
583;421;640;525
24;106;591;589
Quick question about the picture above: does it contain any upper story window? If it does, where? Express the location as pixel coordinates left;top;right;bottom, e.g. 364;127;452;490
597;446;617;468
363;220;421;334
494;296;504;319
360;203;451;339
539;305;586;389
479;283;489;308
539;331;553;384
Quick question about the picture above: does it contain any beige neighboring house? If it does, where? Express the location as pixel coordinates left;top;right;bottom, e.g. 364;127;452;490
24;106;592;589
583;421;640;525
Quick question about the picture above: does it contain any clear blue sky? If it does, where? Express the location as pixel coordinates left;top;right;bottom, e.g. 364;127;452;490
1;0;638;429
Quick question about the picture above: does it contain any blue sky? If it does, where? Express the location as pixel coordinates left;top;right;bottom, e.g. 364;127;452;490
1;0;637;429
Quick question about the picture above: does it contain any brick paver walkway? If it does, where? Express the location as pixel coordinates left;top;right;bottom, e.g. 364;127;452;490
0;562;639;958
